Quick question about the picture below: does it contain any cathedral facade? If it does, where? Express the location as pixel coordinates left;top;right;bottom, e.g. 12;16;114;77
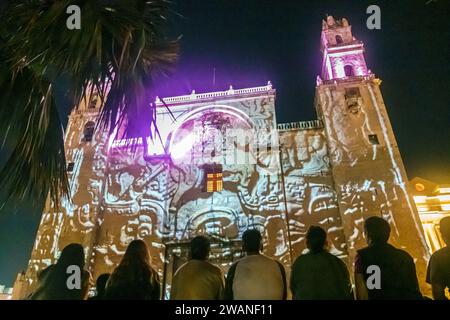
22;17;430;297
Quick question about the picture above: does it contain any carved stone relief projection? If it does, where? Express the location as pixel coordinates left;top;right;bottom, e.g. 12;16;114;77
279;128;348;262
25;113;109;290
316;83;429;288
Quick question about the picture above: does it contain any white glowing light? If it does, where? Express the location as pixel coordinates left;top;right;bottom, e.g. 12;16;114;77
437;187;450;194
437;195;450;202
171;132;195;160
413;196;427;204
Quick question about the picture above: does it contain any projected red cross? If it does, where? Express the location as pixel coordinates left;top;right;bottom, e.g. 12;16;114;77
206;172;223;192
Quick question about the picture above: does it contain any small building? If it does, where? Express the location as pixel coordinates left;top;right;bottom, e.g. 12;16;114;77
410;177;450;252
0;285;13;300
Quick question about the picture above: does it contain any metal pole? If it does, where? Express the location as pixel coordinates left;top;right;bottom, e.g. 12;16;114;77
279;145;293;264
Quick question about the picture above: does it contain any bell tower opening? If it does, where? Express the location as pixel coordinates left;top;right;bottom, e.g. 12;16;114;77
344;65;355;77
320;16;368;80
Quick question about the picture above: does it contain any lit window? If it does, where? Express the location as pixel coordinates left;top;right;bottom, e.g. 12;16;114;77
206;172;223;192
203;165;223;192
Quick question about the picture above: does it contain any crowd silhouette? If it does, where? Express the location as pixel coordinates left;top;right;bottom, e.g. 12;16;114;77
27;216;450;300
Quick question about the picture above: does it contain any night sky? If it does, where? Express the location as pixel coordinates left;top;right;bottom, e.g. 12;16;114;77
0;0;449;286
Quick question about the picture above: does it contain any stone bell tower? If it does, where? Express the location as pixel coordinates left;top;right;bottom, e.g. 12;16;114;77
315;16;430;291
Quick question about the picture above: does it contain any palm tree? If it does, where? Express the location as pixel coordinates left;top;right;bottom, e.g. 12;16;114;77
0;0;179;206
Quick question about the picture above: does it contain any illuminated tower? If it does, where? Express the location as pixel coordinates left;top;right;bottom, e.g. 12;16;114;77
20;91;110;297
315;16;430;289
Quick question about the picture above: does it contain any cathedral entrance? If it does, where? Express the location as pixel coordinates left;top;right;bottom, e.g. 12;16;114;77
161;238;243;299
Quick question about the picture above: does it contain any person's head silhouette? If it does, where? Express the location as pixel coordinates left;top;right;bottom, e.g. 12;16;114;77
439;216;450;246
364;216;390;246
95;273;110;297
57;243;85;269
306;226;327;253
190;236;210;261
31;243;86;300
121;239;151;266
242;229;262;255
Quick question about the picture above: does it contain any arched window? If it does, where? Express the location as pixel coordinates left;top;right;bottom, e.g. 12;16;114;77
335;35;343;44
83;121;95;142
344;65;355;77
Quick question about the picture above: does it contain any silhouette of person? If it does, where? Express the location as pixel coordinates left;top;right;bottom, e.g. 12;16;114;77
354;216;422;300
224;229;287;300
426;216;450;300
88;273;110;300
170;236;225;300
105;239;160;300
290;226;353;300
29;243;91;300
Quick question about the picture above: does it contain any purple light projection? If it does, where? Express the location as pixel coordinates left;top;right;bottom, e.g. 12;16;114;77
323;45;369;80
168;105;254;167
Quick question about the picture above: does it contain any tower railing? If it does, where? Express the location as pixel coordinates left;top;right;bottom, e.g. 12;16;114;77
277;120;323;131
155;82;274;106
320;74;375;85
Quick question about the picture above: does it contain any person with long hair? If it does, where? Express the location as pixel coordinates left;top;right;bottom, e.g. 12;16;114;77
29;243;90;300
105;239;160;300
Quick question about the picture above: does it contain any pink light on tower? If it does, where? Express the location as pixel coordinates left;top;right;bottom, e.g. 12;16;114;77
320;16;369;80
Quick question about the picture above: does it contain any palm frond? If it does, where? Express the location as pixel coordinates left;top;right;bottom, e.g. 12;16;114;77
0;0;179;206
0;47;68;206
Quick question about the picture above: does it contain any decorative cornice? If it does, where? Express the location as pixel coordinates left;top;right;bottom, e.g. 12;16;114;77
277;120;323;132
155;82;274;107
318;74;376;86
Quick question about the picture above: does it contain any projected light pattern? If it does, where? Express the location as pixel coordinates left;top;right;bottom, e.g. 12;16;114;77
18;93;247;281
21;17;431;298
316;80;429;286
279;127;347;258
23;78;429;296
24;82;351;293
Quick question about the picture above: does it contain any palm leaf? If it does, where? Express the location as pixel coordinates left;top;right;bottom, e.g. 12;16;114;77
0;44;68;206
0;0;179;206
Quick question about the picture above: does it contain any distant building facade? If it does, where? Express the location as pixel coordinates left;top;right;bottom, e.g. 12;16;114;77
410;177;450;252
0;285;13;300
20;16;430;298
